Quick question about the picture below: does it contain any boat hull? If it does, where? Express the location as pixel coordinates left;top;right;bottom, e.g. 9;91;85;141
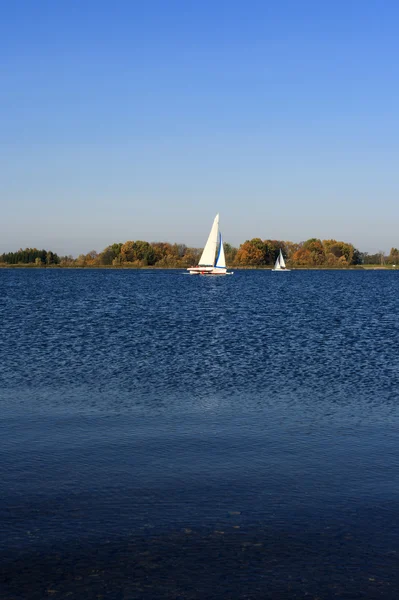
272;268;291;272
187;266;231;275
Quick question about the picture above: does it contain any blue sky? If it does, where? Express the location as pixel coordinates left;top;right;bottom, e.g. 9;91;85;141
1;0;398;255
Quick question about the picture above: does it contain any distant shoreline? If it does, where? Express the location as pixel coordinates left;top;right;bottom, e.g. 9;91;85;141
3;239;396;270
0;264;396;271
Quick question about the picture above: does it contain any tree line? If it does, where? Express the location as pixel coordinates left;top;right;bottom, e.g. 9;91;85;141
0;249;60;265
1;240;398;268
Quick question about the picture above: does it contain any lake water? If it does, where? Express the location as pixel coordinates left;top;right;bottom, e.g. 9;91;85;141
1;269;399;599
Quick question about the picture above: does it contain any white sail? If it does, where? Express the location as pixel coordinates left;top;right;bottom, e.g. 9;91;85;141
198;214;219;266
215;232;226;269
274;254;281;270
187;213;233;274
279;250;286;269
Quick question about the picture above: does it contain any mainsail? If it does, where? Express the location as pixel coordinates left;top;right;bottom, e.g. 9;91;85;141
198;214;219;266
187;213;232;275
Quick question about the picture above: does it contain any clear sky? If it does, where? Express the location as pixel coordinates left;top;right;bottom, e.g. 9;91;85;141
1;0;398;255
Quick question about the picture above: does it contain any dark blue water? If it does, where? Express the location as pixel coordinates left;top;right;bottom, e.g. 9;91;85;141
1;269;399;599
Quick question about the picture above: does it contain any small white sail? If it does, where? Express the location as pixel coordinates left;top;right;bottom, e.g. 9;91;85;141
279;250;286;269
272;248;290;271
215;232;226;269
198;214;219;266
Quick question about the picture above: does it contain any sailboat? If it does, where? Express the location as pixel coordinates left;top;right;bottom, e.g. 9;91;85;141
187;214;233;275
272;249;290;272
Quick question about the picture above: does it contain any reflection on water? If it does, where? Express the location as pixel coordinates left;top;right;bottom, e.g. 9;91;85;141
1;269;399;598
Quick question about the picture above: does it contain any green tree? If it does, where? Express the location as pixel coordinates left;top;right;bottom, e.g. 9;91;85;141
388;247;399;265
224;243;238;265
99;243;123;265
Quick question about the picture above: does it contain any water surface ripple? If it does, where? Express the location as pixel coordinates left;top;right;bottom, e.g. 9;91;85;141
1;269;399;598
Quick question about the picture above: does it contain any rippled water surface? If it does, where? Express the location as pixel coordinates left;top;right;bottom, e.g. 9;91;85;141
1;269;399;599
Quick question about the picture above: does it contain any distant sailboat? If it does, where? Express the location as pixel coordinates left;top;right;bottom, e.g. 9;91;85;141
272;249;290;272
187;214;233;275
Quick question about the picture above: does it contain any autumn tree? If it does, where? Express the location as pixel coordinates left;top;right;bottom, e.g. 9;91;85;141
76;254;87;267
120;240;156;265
291;239;324;266
236;238;266;266
151;242;173;262
59;255;75;266
291;247;312;266
84;250;99;266
302;239;325;265
284;242;300;259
